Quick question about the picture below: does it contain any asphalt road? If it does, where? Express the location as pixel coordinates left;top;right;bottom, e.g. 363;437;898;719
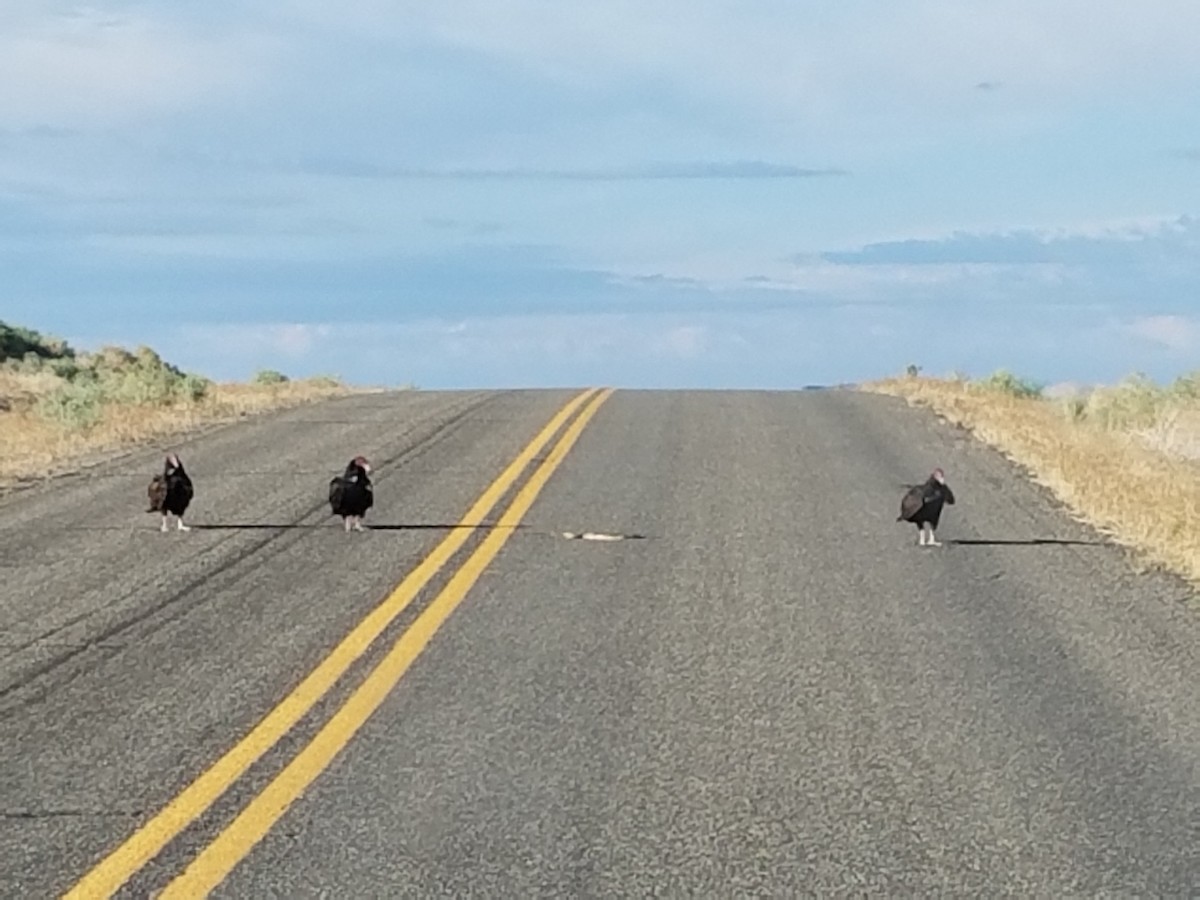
2;388;1198;897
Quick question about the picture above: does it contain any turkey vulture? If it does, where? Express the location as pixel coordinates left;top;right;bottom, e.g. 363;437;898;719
329;456;373;532
146;453;194;532
897;467;955;546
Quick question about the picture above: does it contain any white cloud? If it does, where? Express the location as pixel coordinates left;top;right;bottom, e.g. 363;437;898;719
154;315;747;382
0;6;279;126
278;0;1200;133
1125;315;1200;351
172;322;332;364
67;299;1200;391
815;216;1200;270
655;325;710;360
609;257;1072;303
272;323;330;357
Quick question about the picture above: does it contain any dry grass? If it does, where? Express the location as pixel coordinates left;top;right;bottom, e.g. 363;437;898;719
862;374;1200;587
0;371;357;487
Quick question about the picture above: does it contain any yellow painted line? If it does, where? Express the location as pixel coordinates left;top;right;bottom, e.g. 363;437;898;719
159;388;615;898
62;388;600;900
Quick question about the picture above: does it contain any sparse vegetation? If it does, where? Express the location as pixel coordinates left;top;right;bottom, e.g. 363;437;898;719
976;368;1043;399
0;320;359;487
863;367;1200;587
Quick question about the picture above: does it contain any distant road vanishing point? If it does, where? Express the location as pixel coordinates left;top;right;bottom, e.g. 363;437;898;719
2;387;1197;897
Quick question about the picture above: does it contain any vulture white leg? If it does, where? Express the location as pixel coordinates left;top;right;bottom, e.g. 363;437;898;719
917;526;927;546
927;526;942;547
352;516;365;532
160;514;170;533
343;517;352;532
176;517;190;532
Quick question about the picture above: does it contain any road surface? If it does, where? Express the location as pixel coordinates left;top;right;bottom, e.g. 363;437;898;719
1;388;1197;897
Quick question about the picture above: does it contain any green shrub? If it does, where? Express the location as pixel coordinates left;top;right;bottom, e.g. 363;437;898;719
1078;373;1165;430
8;319;356;432
1;352;66;376
48;357;81;380
0;321;74;363
976;369;1043;399
1168;370;1200;400
180;373;211;401
305;374;343;389
21;340;213;419
36;380;105;428
75;344;206;406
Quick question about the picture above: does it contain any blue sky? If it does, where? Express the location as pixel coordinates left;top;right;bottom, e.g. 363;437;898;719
3;2;1200;389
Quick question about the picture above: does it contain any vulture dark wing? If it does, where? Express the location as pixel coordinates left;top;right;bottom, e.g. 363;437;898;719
329;476;346;511
147;475;167;512
899;485;925;521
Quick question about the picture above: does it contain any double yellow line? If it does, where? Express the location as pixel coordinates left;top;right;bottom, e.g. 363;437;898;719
65;387;613;898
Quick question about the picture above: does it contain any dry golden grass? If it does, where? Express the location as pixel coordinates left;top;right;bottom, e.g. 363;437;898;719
862;375;1200;587
0;372;358;487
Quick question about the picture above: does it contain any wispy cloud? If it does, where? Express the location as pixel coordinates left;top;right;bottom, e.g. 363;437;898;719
310;0;1200;138
178;152;847;181
1125;315;1200;351
974;81;1003;92
153;315;753;386
173;322;335;359
97;298;1189;391
818;217;1200;267
0;8;279;127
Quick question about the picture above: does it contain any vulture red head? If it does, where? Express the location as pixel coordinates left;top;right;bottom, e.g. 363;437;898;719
353;455;371;474
931;467;946;483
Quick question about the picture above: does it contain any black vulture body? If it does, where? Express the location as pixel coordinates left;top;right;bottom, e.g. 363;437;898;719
147;454;194;532
898;471;955;546
329;457;373;532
